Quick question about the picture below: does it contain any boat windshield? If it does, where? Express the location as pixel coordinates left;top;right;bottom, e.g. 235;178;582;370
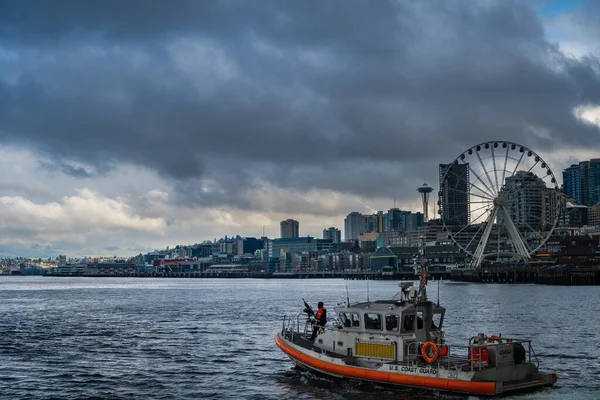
364;313;382;330
339;312;360;328
385;314;399;332
432;312;443;330
402;314;415;332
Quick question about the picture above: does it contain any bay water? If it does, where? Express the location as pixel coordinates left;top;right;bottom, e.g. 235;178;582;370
0;277;598;399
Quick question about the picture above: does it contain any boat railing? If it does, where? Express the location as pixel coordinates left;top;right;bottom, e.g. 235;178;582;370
281;314;336;342
406;341;481;372
469;336;539;368
407;338;538;372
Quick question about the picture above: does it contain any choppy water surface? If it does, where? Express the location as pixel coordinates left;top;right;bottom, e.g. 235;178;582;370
0;277;598;399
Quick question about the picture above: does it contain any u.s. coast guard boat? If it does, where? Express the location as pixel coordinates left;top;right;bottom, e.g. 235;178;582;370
275;250;557;396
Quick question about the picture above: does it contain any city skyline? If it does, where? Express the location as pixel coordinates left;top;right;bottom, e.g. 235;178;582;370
0;1;600;257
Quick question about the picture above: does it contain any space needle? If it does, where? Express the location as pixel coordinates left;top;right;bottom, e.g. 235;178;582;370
417;183;434;222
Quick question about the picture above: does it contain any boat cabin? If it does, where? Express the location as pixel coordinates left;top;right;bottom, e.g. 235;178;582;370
313;297;445;363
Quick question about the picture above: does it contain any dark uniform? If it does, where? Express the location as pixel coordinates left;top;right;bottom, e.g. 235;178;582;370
310;302;327;340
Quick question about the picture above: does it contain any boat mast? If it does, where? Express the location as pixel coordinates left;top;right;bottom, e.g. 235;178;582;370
417;235;428;301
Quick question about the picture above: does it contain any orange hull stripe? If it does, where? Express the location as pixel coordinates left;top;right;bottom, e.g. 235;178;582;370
275;334;496;395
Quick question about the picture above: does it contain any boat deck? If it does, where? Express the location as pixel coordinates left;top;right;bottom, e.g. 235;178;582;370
284;332;476;371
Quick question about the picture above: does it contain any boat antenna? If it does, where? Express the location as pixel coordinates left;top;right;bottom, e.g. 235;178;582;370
417;235;428;302
367;278;370;302
437;277;440;305
346;284;350;306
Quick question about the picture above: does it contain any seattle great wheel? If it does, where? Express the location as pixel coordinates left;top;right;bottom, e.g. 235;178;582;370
438;141;562;268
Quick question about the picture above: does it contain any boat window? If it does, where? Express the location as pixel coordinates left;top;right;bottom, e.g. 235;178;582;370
432;313;443;330
339;312;360;328
364;313;382;330
416;311;424;330
402;314;414;332
385;314;399;332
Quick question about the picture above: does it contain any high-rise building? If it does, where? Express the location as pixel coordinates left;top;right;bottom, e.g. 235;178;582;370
385;208;405;231
562;159;600;206
439;163;470;226
344;212;364;241
542;188;561;231
588;159;600;206
503;171;546;229
363;214;377;233
557;202;588;228
363;212;384;233
588;203;600;226
323;227;342;243
346;209;425;241
384;208;423;232
405;212;424;232
280;219;299;238
237;237;265;255
563;164;582;204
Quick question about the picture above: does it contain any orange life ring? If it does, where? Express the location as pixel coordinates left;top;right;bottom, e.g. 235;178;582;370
421;342;439;364
487;335;503;344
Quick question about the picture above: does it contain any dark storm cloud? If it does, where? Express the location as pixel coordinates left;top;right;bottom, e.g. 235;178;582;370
1;0;600;208
38;160;100;178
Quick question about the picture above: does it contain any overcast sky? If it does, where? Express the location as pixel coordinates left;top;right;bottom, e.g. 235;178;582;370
1;0;599;257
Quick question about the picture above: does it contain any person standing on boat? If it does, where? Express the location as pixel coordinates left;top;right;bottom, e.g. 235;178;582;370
310;302;327;340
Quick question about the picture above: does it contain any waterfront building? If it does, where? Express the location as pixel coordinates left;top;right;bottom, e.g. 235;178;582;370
405;212;424;232
359;232;379;248
57;261;84;275
563;159;600;206
143;252;165;264
502;171;546;229
377;230;402;247
190;245;212;258
322;227;341;243
219;241;236;255
320;252;361;271
173;247;190;258
58;255;66;267
86;262;138;275
390;244;466;270
541;188;562;231
363;213;381;233
152;258;211;274
344;212;364;241
439;163;470;226
588;203;600;226
384;208;404;231
557;202;588;228
267;237;334;272
383;209;424;232
589;160;600;206
370;247;398;272
563;164;582;204
236;237;264;255
280;219;299;238
345;209;425;242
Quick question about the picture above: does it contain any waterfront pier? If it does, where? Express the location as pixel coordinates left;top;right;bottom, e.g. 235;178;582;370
44;270;452;281
450;266;600;285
